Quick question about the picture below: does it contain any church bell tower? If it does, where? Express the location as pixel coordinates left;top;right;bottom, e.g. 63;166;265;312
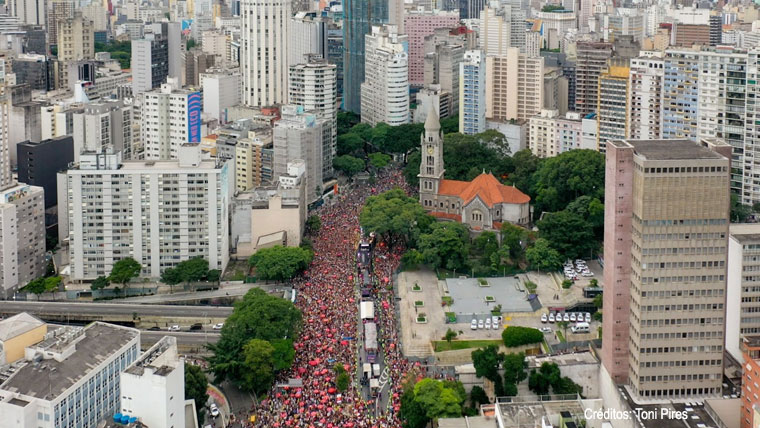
418;106;444;209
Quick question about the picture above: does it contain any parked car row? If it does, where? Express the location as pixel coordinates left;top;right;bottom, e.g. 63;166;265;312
145;322;225;332
470;316;502;330
541;312;591;323
564;259;593;280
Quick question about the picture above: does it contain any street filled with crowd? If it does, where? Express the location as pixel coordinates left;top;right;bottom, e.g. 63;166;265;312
249;169;420;428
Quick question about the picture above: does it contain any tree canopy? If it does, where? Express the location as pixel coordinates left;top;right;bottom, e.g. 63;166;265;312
537;210;598;260
206;288;301;392
241;339;275;394
22;276;62;295
471;345;504;382
109;258;141;287
502;326;544;347
360;188;434;246
412;378;463;420
368;152;392;169
531;149;605;216
333;155;366;177
185;363;209;422
525;238;563;272
248;246;313;282
418;222;470;271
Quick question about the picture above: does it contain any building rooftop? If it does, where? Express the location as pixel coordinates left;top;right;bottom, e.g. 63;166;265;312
118;159;219;170
496;396;585;428
619;386;721;428
613;139;726;160
0;313;44;341
124;336;178;377
0;323;138;401
729;224;760;243
439;173;531;207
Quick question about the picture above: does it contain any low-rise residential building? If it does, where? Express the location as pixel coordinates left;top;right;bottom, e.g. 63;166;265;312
528;109;584;158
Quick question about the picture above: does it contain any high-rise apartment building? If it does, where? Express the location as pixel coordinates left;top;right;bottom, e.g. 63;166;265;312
47;0;74;48
273;105;326;203
459;49;486;135
603;138;731;400
485;48;544;122
289;12;328;69
727;224;760;364
72;99;133;161
404;10;460;86
479;5;511;56
596;59;630;153
661;49;699;140
240;0;290;107
0;322;140;428
289;56;338;179
235;129;273;191
628;55;664;140
201;69;242;122
56;13;94;89
360;25;409;127
8;0;45;26
184;49;215;87
458;0;485;20
574;41;613;116
424;33;464;117
528;109;584;157
342;0;389;114
141;80;202;160
131;22;182;95
0;184;45;298
59;146;231;281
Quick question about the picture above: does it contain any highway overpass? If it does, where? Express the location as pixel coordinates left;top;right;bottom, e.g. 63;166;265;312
0;301;233;325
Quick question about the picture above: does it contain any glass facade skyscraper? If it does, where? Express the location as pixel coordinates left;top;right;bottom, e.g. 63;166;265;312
342;0;388;114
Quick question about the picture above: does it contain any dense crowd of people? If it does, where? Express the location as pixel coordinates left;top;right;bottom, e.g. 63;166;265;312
248;169;419;428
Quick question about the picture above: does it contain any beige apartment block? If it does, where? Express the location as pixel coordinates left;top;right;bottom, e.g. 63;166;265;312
485;48;543;122
603;138;731;400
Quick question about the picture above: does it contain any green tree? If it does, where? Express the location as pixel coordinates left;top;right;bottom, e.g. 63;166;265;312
186;38;197;50
413;378;463;420
333;155;366;177
337;111;361;134
207;269;221;284
90;276;110;291
177;257;210;284
418;222;470;271
336;371;350;392
108;257;141;294
400;389;430;428
531;150;605;216
503;352;527;384
500;223;528;260
206;289;302;387
473;231;499;265
593;294;603;309
22;278;46;295
404;150;422;187
337;133;364;155
444;328;457;344
442;379;467;406
503;381;518;396
476;129;511;156
185;363;209;422
502;326;543;347
305;215;322;234
732;193;752;223
248;246;313;282
160;267;183;293
368;152;392;169
360;188;433;246
505;149;541;195
469;385;489;407
471;345;504;382
270;338;296;371
537;210;598;260
528;368;551;394
565;196;605;239
440;115;459;134
401;249;424;270
240;339;275;394
525;238;563;272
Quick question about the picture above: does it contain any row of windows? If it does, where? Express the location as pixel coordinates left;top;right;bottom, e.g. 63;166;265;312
640;331;721;340
641;288;724;298
639;317;723;326
637;387;720;398
640;274;725;284
640;345;722;353
640;303;723;312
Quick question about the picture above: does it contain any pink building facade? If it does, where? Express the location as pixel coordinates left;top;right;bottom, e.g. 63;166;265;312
403;11;460;86
602;141;634;383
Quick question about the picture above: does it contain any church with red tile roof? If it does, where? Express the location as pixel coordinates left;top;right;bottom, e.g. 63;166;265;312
417;111;531;230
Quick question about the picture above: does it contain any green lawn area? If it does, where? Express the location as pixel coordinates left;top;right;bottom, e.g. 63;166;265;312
433;339;502;352
556;330;566;343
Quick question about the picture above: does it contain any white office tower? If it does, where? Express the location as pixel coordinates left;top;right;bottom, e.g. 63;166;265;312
288;12;327;69
240;0;290;107
58;145;231;281
289;56;337;179
459;50;486;135
628;55;664;140
131;22;183;94
72;99;133;162
120;337;185;428
274;105;326;203
360;25;409;127
141;79;203;160
479;5;511;56
201;69;242;122
0;322;140;428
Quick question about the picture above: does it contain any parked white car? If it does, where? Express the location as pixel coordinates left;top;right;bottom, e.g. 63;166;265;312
569;313;577;322
563;313;570;322
210;404;220;418
548;313;555;323
541;313;548;323
470;319;478;330
168;325;180;331
485;318;492;329
540;327;552;333
478;319;485;329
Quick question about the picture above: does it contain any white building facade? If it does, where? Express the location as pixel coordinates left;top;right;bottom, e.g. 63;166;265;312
240;0;290;107
360;25;410;127
141;80;203;160
459;50;486;135
58;146;231;281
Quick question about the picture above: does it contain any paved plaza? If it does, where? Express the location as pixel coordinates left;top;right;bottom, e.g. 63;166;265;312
445;277;537;319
